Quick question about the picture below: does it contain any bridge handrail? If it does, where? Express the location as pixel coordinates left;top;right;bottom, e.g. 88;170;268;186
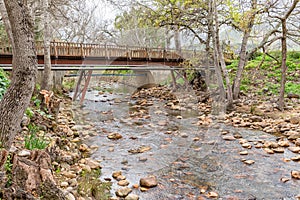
1;41;202;60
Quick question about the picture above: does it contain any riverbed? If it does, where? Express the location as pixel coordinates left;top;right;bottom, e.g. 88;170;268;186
72;81;300;200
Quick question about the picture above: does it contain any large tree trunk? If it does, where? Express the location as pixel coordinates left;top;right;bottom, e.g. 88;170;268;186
232;0;257;100
278;0;299;110
213;0;233;110
41;0;53;91
208;0;226;115
0;0;38;149
278;18;287;110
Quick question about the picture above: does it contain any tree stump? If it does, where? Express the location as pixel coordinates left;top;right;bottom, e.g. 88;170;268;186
2;150;66;200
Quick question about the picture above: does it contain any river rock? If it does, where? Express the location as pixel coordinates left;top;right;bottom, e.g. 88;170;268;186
116;187;132;197
263;141;279;148
290;116;300;124
273;148;284;153
291;171;300;179
125;194;139;200
139;175;158;188
222;135;236;141
116;175;126;181
79;144;89;152
295;138;300;146
264;148;274;154
112;171;122;179
278;140;290;147
18;150;31;157
250;116;263;122
85;158;101;169
108;132;123;140
239;151;248;155
242;143;252;149
288;147;300;153
65;192;76;200
291;155;300;161
243;160;255;165
288;133;300;140
62;171;77;179
118;180;130;186
60;181;69;187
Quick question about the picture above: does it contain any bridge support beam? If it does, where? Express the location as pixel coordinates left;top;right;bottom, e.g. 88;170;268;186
72;69;93;104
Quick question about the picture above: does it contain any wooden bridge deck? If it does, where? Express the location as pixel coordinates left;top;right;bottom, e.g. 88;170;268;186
0;41;198;66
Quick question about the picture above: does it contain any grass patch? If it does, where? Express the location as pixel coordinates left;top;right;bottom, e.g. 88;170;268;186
24;124;48;150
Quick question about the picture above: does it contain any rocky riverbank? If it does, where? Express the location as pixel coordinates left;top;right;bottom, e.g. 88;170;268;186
1;82;299;199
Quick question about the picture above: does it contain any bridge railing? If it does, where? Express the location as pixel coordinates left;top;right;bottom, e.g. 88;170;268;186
2;41;200;61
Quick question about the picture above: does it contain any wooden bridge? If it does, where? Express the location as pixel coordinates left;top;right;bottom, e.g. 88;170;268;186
0;41;204;104
0;41;196;66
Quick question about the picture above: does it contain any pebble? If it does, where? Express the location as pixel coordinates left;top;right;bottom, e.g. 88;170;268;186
239;151;248;155
242;143;252;149
222;135;236;141
139;157;148;162
60;181;69;187
243;160;255;165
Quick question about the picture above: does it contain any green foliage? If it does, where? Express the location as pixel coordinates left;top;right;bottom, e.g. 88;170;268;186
288;51;300;60
25;124;48;150
4;154;13;187
36;109;53;119
62;78;76;91
25;107;35;119
78;169;111;200
0;69;9;100
285;82;300;94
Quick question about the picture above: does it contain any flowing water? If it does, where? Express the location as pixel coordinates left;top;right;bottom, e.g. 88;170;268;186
72;81;300;200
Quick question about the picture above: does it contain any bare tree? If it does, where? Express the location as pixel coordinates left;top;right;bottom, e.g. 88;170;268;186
41;0;52;90
275;0;299;110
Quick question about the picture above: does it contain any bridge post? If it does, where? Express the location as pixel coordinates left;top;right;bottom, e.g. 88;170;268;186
72;69;93;104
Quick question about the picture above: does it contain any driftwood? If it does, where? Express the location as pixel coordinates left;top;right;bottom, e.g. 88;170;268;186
2;150;65;200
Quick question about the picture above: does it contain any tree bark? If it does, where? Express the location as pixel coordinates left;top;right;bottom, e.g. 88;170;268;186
278;18;287;111
232;0;257;100
213;1;233;109
208;0;226;115
0;0;38;149
41;0;53;91
278;0;299;110
0;0;14;53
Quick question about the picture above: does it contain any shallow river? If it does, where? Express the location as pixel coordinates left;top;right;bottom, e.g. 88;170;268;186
73;82;300;200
